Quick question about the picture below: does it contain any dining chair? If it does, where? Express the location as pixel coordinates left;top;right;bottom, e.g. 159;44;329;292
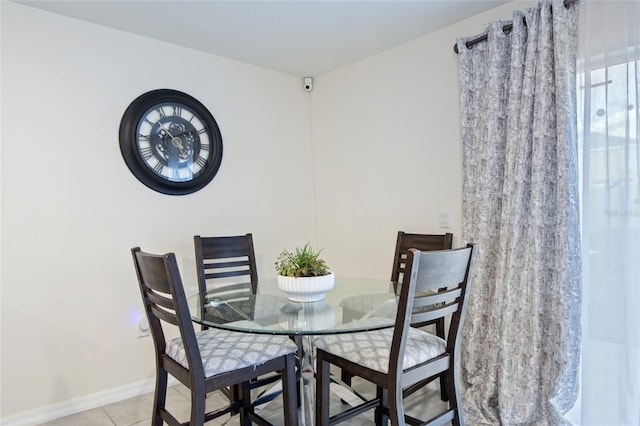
340;232;453;395
194;234;260;327
131;247;299;426
315;244;477;426
194;234;292;407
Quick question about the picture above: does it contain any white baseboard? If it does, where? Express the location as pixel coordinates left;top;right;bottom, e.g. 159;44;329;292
1;377;177;426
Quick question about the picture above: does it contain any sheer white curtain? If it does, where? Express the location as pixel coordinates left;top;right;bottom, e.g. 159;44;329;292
571;1;640;424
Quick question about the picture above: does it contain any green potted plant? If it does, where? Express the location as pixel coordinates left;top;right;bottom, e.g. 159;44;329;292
275;243;334;302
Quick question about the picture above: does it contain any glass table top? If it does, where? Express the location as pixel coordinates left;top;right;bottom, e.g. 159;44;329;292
188;277;398;335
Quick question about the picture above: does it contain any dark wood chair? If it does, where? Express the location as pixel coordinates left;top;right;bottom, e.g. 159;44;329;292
315;244;477;426
393;232;454;400
131;247;298;426
340;232;453;394
194;234;294;406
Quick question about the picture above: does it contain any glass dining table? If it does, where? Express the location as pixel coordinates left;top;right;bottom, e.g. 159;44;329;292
187;276;398;425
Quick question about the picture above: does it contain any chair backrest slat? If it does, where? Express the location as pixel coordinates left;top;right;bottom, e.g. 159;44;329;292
203;260;251;270
200;240;252;258
135;254;172;293
146;290;176;310
206;269;253;280
411;303;459;325
412;288;462;308
205;283;253;296
150;304;180;326
412;248;471;291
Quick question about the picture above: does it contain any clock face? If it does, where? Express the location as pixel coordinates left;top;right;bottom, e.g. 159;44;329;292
119;89;223;195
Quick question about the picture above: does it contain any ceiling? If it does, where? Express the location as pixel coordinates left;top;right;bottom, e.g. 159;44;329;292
15;0;508;77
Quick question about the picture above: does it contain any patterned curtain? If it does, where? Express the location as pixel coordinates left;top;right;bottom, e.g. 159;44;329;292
457;1;581;424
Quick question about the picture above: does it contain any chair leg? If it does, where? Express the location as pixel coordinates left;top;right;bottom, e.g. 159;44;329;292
387;382;405;426
282;353;298;426
444;370;463;426
231;384;241;414
152;370;168;426
374;386;388;426
190;381;206;426
239;381;252;426
435;318;448;401
315;352;331;426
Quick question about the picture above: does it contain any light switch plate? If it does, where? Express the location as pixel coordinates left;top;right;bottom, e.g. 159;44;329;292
439;210;452;228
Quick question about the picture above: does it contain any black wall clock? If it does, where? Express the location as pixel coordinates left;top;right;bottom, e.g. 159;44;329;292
119;89;223;195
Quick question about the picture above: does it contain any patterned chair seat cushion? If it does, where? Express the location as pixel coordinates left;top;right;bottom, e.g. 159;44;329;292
313;327;445;374
167;329;298;378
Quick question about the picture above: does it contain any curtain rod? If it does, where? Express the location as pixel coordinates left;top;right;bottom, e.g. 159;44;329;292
453;0;578;54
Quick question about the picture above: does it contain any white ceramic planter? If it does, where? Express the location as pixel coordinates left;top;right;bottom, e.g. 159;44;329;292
277;272;335;302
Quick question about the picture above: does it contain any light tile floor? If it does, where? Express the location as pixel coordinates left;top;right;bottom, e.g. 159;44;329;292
38;377;448;425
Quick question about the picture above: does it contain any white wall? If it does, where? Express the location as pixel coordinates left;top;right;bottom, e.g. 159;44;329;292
310;32;464;278
1;2;315;419
1;0;531;422
310;1;532;278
